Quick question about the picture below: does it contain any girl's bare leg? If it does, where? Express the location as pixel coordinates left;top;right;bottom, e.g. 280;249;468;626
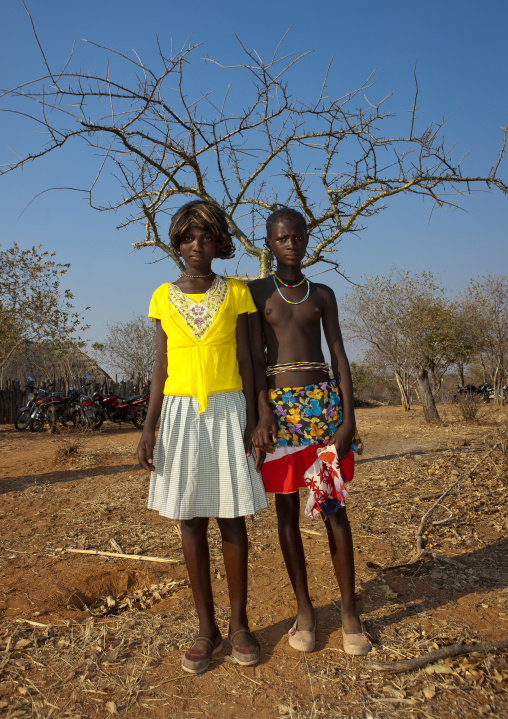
324;507;362;634
217;516;253;641
180;517;218;649
275;492;315;630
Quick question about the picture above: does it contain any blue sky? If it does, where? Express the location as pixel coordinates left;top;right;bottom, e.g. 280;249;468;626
1;0;507;351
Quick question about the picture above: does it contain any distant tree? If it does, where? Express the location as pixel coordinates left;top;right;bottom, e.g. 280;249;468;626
464;274;507;405
0;243;88;386
342;270;457;423
0;23;506;278
349;361;375;397
103;315;156;383
349;360;399;405
447;300;487;387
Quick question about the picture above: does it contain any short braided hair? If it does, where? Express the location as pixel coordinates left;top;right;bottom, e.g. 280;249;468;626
169;201;235;260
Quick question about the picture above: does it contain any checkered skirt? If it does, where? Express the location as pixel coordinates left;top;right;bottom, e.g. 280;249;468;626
147;391;267;520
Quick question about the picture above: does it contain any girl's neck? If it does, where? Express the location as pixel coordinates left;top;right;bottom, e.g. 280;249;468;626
274;264;304;283
173;266;216;291
181;264;214;279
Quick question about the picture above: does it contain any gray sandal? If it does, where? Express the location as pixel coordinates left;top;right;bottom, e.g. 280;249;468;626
181;631;223;674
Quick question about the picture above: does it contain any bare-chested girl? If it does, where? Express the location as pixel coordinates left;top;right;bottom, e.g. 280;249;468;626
248;207;371;656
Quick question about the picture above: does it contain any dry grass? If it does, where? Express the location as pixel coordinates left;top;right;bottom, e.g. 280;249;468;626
52;435;84;465
1;406;507;718
451;394;487;423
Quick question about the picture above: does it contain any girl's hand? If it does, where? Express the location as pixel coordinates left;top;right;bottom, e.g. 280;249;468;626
252;412;278;454
244;417;256;457
244;422;266;472
327;422;355;460
254;449;266;473
137;430;156;471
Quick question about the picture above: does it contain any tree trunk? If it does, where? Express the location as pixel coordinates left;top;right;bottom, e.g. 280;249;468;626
416;367;441;423
457;361;464;387
493;358;505;406
480;358;487;383
394;370;411;410
493;363;500;405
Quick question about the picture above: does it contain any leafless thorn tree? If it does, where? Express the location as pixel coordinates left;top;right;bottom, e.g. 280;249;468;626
1;22;506;279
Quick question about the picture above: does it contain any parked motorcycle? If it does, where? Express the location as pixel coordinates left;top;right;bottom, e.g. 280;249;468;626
70;378;103;431
453;384;491;403
46;386;81;433
485;383;508;402
14;378;41;430
92;384;149;428
29;385;64;432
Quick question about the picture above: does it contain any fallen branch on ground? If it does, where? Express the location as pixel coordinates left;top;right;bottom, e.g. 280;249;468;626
65;548;180;563
369;638;508;673
300;528;326;537
14;619;50;628
366;550;464;573
415;443;499;552
366;442;499;573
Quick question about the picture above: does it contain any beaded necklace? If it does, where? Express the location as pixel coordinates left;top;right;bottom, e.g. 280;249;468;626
273;274;310;305
273;272;306;288
180;270;215;279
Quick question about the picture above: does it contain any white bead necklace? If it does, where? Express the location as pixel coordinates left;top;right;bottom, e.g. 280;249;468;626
273;275;310;305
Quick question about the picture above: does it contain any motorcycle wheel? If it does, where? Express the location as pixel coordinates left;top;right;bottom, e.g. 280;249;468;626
92;411;104;431
14;408;31;431
47;405;58;433
72;410;90;431
131;407;147;429
29;411;45;432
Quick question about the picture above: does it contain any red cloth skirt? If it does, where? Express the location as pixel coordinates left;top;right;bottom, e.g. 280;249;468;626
261;444;355;494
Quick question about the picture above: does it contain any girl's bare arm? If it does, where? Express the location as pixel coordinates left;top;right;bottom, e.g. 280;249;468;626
236;312;258;461
322;289;356;458
137;320;168;471
247;309;277;456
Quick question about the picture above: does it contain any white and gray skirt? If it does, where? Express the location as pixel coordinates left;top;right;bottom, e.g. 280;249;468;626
147;391;267;520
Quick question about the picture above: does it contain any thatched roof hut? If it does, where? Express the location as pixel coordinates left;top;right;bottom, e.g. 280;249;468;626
2;341;111;386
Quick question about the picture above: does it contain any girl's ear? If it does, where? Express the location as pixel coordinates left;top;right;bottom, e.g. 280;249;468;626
264;240;274;269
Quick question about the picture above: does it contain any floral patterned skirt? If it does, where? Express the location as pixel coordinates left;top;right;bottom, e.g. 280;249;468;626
261;381;362;502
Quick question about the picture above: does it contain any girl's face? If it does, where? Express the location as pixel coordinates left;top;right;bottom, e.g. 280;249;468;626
179;226;217;269
266;218;308;267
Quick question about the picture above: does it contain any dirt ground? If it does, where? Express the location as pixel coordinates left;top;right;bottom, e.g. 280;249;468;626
0;404;507;719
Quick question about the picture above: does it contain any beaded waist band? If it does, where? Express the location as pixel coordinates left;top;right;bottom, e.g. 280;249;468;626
266;361;330;377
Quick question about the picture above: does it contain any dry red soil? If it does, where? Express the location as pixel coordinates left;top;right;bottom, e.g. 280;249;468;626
0;404;507;718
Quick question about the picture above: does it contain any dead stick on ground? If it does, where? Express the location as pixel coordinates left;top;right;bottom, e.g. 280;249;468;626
14;619;50;628
415;443;499;552
65;548;180;564
367;443;499;573
369;638;508;673
109;538;124;554
300;528;326;537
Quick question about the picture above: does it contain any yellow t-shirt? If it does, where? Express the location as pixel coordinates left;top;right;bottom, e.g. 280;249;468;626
148;276;257;413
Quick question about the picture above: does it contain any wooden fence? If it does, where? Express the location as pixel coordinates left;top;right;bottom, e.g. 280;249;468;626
0;377;150;425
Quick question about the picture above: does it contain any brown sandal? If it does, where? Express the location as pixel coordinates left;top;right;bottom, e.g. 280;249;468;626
228;627;260;666
181;630;223;674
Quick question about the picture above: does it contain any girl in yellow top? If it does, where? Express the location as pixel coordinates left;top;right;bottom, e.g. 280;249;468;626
137;201;266;675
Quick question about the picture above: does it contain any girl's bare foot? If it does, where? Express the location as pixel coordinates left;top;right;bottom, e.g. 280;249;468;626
341;602;362;635
295;604;315;632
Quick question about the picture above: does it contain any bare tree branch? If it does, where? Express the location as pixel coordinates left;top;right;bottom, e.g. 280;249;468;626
1;30;506;279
